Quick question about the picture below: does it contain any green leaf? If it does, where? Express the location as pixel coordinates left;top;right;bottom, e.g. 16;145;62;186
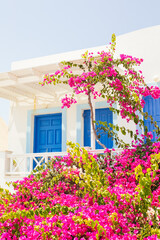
134;117;138;124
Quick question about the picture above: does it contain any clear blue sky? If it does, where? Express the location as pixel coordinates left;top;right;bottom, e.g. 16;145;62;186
0;0;160;124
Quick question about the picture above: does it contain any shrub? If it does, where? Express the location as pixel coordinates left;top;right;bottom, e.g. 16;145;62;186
1;142;160;239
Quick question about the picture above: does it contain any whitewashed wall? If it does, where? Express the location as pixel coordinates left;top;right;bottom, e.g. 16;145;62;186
116;25;160;84
8;103;29;154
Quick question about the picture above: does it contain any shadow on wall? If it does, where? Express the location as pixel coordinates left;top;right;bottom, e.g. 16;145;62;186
0;118;8;151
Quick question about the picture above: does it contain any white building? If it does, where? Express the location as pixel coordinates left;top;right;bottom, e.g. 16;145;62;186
0;25;160;191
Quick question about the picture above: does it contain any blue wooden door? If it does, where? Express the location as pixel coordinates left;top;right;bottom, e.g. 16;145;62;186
144;96;160;141
34;113;62;153
83;108;113;149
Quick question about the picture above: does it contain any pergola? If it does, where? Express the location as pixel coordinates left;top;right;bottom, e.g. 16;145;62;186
0;61;85;106
0;45;108;106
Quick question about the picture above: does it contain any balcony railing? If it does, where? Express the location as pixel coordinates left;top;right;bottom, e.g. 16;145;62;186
1;148;125;177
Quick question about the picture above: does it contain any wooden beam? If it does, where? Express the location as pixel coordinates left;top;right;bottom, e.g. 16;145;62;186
17;76;40;84
30;83;58;98
0;89;17;101
7;72;18;82
0;80;16;87
6;86;35;99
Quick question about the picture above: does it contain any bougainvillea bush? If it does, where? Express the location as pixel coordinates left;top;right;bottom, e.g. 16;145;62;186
41;34;160;148
1;140;160;239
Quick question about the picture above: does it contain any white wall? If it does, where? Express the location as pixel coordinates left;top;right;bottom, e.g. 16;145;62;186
115;25;160;83
8;103;29;154
67;104;77;143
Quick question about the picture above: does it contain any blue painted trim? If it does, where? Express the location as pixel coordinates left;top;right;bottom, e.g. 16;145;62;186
33;115;37;153
76;103;89;146
76;101;117;148
136;81;160;136
26;107;67;153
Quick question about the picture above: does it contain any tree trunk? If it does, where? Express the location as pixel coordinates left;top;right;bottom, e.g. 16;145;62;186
88;91;106;149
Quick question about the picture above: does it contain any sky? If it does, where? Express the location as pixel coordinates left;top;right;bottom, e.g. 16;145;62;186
0;0;160;124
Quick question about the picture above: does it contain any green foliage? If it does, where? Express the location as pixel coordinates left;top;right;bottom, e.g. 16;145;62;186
0;204;77;222
134;154;160;238
0;187;13;206
135;165;153;217
96;120;141;148
67;142;109;200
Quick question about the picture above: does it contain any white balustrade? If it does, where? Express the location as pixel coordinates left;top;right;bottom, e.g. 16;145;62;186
5;148;124;176
5;151;67;176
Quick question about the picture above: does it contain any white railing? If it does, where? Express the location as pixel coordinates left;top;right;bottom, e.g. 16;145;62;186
2;148;125;177
6;151;67;176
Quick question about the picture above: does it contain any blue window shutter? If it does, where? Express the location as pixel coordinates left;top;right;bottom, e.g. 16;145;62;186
83;108;113;149
144;96;160;141
95;108;113;149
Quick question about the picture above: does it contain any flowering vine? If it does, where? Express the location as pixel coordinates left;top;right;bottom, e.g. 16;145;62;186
41;34;160;148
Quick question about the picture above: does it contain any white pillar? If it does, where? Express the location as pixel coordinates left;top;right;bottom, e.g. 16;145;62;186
0;151;7;189
90;98;95;150
0;151;12;189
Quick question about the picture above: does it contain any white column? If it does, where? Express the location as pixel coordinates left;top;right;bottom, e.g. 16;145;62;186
0;151;7;189
0;151;12;189
90;98;95;150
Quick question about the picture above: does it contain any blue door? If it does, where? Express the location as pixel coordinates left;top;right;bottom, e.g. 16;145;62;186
83;108;113;149
34;113;62;153
144;96;160;141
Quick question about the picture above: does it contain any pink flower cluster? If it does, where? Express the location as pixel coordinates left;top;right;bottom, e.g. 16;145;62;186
142;86;160;99
109;78;123;91
61;94;77;108
1;141;160;239
120;54;143;65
